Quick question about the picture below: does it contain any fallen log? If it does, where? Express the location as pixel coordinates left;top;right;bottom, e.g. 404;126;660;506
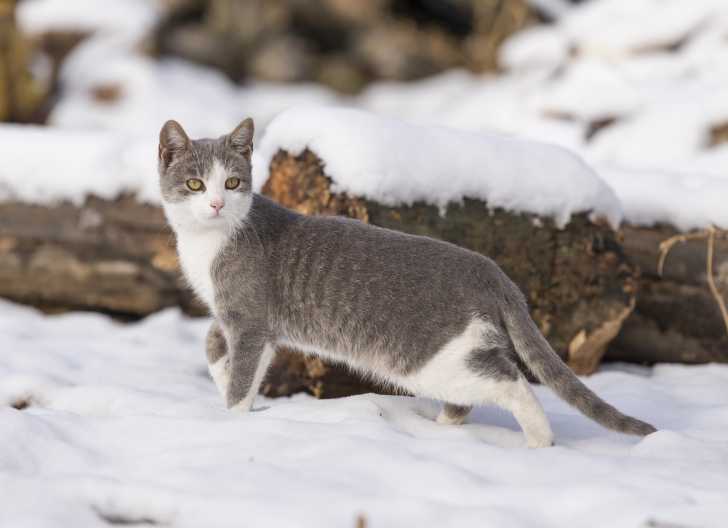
1;149;725;399
0;195;202;316
262;149;728;367
608;225;728;363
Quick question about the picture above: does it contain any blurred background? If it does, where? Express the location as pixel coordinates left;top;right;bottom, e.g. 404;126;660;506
1;0;565;120
1;0;727;397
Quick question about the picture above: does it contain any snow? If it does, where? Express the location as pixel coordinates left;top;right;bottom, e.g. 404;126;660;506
525;0;574;21
0;124;158;204
256;106;622;227
596;166;728;230
5;0;728;231
535;58;642;122
4;3;727;525
499;26;569;72
16;0;161;38
560;0;718;56
1;298;727;527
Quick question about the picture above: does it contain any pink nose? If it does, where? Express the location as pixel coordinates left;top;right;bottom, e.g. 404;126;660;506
210;199;225;214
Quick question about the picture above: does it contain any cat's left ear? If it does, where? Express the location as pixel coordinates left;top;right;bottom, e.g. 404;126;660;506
228;118;254;160
159;120;190;168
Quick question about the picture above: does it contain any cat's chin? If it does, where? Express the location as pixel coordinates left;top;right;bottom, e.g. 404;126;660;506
195;214;235;230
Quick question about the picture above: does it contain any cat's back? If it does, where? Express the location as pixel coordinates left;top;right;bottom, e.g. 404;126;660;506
257;197;505;304
294;207;497;277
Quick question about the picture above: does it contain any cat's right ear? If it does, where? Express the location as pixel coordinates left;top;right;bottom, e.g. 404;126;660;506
159;120;190;168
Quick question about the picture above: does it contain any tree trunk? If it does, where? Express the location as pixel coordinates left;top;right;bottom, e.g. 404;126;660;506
0;0;47;123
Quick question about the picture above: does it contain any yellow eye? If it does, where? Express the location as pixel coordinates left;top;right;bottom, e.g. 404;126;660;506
225;177;241;190
186;179;204;191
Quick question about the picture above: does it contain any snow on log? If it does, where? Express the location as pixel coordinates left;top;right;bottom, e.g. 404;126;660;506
254;106;624;229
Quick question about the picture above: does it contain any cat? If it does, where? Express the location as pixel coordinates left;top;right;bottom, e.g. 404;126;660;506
158;118;656;448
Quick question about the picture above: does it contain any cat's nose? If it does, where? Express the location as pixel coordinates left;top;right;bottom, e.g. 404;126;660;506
210;198;225;214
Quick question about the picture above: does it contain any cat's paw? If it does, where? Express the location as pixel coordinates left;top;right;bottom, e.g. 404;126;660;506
208;356;231;398
228;396;254;414
435;410;467;426
525;431;555;448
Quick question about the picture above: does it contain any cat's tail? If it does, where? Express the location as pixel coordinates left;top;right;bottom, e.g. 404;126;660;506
500;288;656;436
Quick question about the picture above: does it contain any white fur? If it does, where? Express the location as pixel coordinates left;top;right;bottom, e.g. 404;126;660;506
278;319;554;447
205;160;229;210
275;337;396;389
208;356;230;398
276;321;502;399
399;319;553;447
162;160;252;309
397;319;501;403
507;377;554;448
175;228;228;307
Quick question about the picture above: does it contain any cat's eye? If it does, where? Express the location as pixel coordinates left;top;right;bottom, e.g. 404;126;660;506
225;177;241;190
186;178;204;191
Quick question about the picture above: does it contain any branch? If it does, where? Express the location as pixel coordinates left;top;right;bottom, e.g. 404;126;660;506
658;226;728;336
706;228;728;335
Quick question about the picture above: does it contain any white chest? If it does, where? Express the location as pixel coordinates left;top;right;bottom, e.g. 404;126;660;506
175;229;229;309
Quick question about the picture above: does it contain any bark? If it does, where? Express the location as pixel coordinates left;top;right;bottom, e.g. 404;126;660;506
0;0;48;123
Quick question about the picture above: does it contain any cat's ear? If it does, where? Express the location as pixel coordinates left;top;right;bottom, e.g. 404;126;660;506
228;118;254;160
159;120;190;168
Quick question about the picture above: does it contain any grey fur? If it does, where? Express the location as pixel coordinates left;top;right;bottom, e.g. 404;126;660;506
465;321;520;382
467;346;520;380
206;320;226;364
159;119;656;441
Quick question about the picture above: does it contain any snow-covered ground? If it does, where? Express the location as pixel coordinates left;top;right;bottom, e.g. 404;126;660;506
3;3;728;526
4;0;728;230
2;298;728;527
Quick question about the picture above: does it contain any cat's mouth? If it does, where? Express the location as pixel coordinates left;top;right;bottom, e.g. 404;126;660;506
192;211;230;227
203;213;227;222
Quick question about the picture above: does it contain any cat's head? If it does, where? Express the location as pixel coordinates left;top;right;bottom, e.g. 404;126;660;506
158;119;254;232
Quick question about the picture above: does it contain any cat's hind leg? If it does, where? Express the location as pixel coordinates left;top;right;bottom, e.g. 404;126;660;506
405;319;554;446
436;403;472;425
206;320;230;399
496;374;554;448
467;347;554;448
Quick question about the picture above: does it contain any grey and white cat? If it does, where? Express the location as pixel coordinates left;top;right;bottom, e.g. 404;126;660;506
158;118;656;448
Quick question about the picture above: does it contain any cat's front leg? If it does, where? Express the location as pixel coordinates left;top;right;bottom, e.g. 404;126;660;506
223;323;274;412
205;320;230;398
